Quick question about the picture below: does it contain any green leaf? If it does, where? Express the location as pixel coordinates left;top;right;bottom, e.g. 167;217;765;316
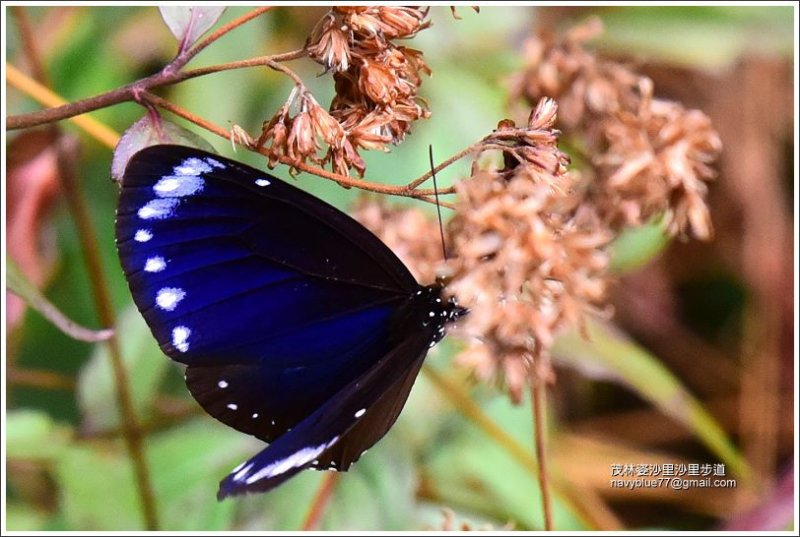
552;319;751;482
6;409;72;460
321;437;417;530
56;443;143;530
5;503;53;531
424;401;586;531
149;419;255;530
159;7;226;52
609;220;670;274
52;418;254;530
77;305;170;433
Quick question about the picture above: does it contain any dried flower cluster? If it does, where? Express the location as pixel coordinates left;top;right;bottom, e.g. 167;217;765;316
258;88;345;171
354;20;720;402
261;7;432;176
509;17;721;239
445;99;612;402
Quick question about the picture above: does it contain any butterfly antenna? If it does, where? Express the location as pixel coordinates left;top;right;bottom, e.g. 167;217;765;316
429;145;448;261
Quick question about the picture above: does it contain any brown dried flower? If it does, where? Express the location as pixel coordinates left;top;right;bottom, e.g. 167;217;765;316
259;89;348;171
302;6;433;177
510;17;721;240
336;6;430;40
446;100;612;402
306;12;352;72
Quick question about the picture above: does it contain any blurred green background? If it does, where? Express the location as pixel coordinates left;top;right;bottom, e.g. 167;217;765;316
5;6;795;531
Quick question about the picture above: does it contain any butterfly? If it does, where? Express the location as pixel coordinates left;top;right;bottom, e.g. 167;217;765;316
114;144;467;499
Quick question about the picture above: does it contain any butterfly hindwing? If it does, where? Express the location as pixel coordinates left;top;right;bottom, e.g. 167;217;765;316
216;323;432;498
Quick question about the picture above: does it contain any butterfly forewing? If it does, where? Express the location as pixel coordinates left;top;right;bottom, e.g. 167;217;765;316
116;146;415;435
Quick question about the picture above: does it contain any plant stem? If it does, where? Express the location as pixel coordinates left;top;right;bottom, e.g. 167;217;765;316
301;473;340;530
7;368;76;390
6;64;120;148
405;140;485;190
140;91;454;201
55;137;159;529
10;7;49;85
422;364;622;530
530;374;553;530
6;47;306;132
171;7;274;71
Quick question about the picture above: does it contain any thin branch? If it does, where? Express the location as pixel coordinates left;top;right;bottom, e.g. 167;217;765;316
55;137;159;530
422;364;623;530
530;375;554;530
6;65;120;148
10;7;49;85
6;48;306;132
141;91;455;202
148;49;309;84
169;7;274;72
301;473;340;530
7;368;76;390
406;139;485;190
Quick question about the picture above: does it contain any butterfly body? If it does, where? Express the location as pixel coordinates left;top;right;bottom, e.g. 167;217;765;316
115;145;465;498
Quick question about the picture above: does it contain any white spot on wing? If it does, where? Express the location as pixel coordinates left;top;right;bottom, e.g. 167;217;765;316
144;256;166;273
232;461;247;473
244;436;339;485
154;175;205;197
172;326;191;352
251;413;259;419
232;462;254;482
354;408;366;418
173;157;211;176
218;380;228;389
255;178;271;187
227;403;238;410
138;198;179;220
134;229;153;242
156;287;185;311
205;157;225;169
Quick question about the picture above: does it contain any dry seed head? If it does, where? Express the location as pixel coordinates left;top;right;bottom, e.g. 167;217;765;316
510;18;721;240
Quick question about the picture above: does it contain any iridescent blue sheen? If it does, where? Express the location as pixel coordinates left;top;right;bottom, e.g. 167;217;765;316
115;145;466;499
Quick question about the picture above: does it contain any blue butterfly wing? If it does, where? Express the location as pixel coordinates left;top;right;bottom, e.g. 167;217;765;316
217;322;432;498
115;145;418;441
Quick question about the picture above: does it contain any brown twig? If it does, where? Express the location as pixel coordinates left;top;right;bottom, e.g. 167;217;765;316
405;139;485;190
422;364;622;530
170;7;274;71
6;47;305;131
7;368;76;390
530;375;553;530
301;473;340;530
55;137;159;529
166;49;307;82
10;7;50;86
140;91;455;203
